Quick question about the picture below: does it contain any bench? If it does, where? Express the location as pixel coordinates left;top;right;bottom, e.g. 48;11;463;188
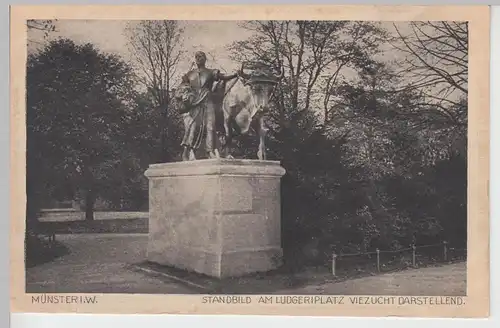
35;223;56;244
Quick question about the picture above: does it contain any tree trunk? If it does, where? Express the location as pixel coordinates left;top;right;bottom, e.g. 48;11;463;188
160;129;170;162
85;189;96;221
158;105;170;163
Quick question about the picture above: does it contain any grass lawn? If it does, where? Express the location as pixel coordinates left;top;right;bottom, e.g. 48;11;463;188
38;217;149;234
38;211;149;222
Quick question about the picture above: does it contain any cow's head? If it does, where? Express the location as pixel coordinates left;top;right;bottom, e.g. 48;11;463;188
238;63;284;115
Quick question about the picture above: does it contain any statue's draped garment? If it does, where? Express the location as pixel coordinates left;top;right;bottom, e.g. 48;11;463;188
179;68;225;152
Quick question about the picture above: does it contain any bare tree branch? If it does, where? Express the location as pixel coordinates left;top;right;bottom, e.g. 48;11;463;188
125;20;185;109
392;21;468;101
27;19;58;45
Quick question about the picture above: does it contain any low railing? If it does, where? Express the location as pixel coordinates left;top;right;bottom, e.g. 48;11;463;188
330;241;467;276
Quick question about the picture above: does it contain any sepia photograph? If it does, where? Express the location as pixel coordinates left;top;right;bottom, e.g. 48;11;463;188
10;5;489;318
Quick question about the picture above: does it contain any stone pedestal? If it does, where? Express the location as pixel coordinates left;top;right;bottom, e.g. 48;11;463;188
144;159;286;278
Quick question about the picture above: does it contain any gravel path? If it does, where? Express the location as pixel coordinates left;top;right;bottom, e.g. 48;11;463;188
26;234;195;294
276;262;466;296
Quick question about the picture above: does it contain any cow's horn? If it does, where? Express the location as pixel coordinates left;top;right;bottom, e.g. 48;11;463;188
275;65;284;80
238;62;250;80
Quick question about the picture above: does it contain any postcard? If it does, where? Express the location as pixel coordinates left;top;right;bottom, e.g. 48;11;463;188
10;4;490;318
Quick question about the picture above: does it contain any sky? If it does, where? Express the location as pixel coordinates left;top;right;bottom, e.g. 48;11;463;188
28;20;256;75
28;20;410;73
27;20;465;118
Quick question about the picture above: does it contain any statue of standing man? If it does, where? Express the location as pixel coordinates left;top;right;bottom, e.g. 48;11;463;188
175;51;238;161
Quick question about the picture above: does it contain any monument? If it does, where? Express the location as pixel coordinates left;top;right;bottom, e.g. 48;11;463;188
145;52;286;278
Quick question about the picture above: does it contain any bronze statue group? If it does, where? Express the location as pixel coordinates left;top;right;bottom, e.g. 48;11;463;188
174;51;283;161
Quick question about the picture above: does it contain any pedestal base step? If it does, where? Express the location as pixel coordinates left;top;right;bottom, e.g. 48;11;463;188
130;261;302;294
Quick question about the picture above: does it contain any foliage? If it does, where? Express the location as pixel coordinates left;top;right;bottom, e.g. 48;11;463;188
27;39;137;221
228;20;467;268
125;90;184;166
329;61;466;254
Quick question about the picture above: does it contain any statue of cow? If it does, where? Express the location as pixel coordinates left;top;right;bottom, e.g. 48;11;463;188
216;62;284;160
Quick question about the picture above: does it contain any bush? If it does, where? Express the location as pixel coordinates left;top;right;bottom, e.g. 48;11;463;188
25;232;70;268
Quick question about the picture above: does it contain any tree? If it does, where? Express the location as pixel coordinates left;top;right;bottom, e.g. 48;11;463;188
330;54;467;250
228;21;387;176
327;61;423;249
389;22;469;246
27;39;136;220
228;21;388;266
124;21;185;162
229;21;386;128
392;22;468;132
226;21;467;267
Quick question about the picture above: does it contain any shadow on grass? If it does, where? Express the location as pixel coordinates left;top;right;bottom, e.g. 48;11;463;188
25;235;71;268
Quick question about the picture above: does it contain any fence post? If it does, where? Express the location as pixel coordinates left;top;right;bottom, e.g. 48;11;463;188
443;241;448;262
331;253;337;276
412;244;416;267
376;248;380;272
